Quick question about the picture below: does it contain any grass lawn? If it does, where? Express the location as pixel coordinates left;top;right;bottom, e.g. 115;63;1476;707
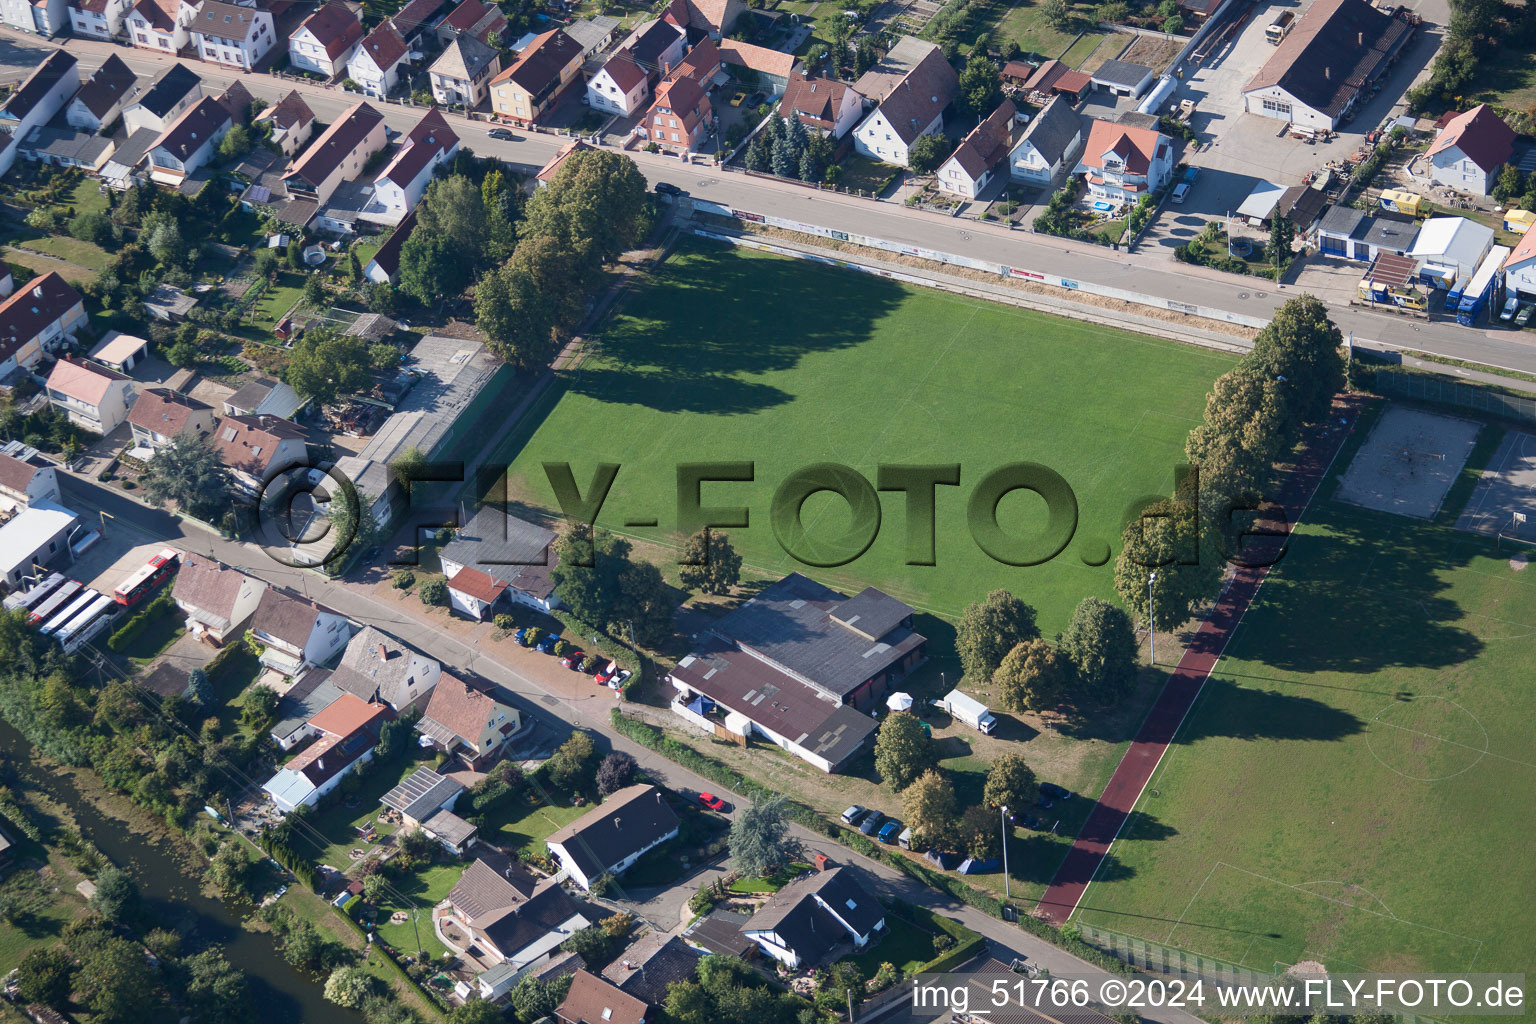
304;754;435;869
372;862;460;958
3;229;112;271
64;177;108;217
115;601;184;664
480;786;591;862
1075;423;1536;975
836;155;902;196
211;647;263;737
990;0;1106;59
0;881;83;966
728;861;813;893
247;270;308;330
845;922;940;975
1468;43;1536;117
498;237;1232;634
0;247;95;285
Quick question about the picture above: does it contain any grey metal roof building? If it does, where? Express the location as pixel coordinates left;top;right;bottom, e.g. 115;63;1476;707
439;505;557;573
380;766;464;822
1089;58;1154;97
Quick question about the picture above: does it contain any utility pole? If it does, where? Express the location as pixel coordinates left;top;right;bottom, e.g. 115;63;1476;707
1148;571;1158;665
1000;805;1011;899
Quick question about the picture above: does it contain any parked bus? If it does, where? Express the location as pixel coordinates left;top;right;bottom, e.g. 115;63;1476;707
1266;11;1294;43
28;580;82;626
54;593;116;654
113;548;180;607
41;590;101;637
4;573;65;614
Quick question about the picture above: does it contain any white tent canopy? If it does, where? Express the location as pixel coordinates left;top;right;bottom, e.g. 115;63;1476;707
1237;180;1286;223
886;692;914;712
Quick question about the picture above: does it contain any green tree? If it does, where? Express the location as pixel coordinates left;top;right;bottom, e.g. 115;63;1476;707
728;795;797;877
523;147;649;265
548;729;597;792
1059;597;1139;705
447;999;505;1024
1162;13;1185;32
184;948;252;1024
595;750;638;797
184;666;213;707
79;937;162;1023
550;523;631;628
1041;0;1071;28
147;219;187;266
324;965;376;1008
89;866;140;923
510;972;573;1022
348;248;364;284
218;123;251;161
303;272;326;308
958;803;1003;859
873;711;937;791
141;431;232;522
71;210;115;246
323;485;380;572
1267;213;1296;270
242;684;279;728
616;558;674;646
907;132;953;174
205;838;254;899
994;638;1071;712
902;769;956;849
678;528;743;595
983;751;1040;811
166;340;198;368
957;54;1003;122
956;589;1040;680
509;232;597;329
419;578;448;606
475;257;558;368
283;328;372;405
287;236;304;271
1185;365;1291;498
1246;294;1346;431
562;923;617;969
17;946;76;1006
1113;495;1222;627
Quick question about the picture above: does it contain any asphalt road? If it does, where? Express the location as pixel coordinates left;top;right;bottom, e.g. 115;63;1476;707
8;31;1536;381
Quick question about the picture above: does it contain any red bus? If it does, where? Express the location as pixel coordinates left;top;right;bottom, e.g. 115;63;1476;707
113;548;181;607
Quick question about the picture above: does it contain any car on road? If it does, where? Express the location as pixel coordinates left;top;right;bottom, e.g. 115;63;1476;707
561;650;585;669
655;181;684;197
1040;782;1072;802
859;811;884;835
536;634;560;654
1516;303;1535;327
487;127;517;141
1500;295;1521;321
1172;182;1190;203
513;628;532;647
1182;166;1199;183
877;820;901;843
841;805;868;825
698;792;729;812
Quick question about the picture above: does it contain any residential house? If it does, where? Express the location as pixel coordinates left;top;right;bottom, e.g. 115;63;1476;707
669;573;926;772
779;72;863;138
489;28;584;124
347;21;410;98
741;867;885;968
283;101;387;204
435;0;505;46
938;99;1016;198
223;376;302;418
288;3;364;78
210;413;307;492
66;54;140;132
851;35;947;102
145;95;231;186
446;860;590;966
545;784;680;891
1075;118;1173;203
474;953;584;1003
250;587;352;677
1428;104;1515;196
18;122;115;172
624;18;686;85
673;36;721;86
1504;224;1536;301
269;669;345;748
365;208;415;283
667;0;742;38
415;672;521;768
556;971;648;1024
45;357;132;435
126;0;194;54
430;34;502;108
68;0;133;39
599;934;701;1006
534;138;590;186
851;46;958;167
0;272;88;378
1275;183;1329;235
586;50;649;117
171;552;267;645
642;72;713;153
1241;0;1413;130
191;0;275;70
122;62;201;135
99;127;159;189
254;90;316;159
380;765;463;827
1008;94;1083;186
564;15;618;59
126;387;215;454
1408;215;1495;285
0;50;79;177
437;505;560;619
718;40;798;96
370;107;458;222
330;624;441;711
389;0;452;47
0;448;61;513
261;693;390;812
0;0;68;37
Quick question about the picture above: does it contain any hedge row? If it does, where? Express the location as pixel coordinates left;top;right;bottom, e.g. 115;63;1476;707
107;590;175;652
609;709;1136;977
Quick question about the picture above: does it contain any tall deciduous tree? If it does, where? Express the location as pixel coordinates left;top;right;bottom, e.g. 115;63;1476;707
1245;294;1345;431
184;948;253;1024
958;804;1002;859
902;769;956;849
957;54;1003;122
873;711;937;791
1185;365;1292;498
728;795;797;878
141;431;233;522
994;638;1071;712
983;752;1040;811
678;529;743;595
550;524;632;628
474;258;558;368
283;328;372;405
956;589;1040;680
17;946;75;1006
523;148;649;265
1059;597;1139;705
1113;496;1222;627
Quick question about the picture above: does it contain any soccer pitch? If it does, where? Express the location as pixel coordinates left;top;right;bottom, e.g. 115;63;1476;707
496;238;1234;632
1073;461;1536;975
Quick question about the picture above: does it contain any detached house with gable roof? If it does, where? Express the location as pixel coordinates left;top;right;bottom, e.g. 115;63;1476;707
430;34;502;108
331;624;441;711
0;272;87;377
665;0;742;38
1428;104;1515;197
191;0;274;70
447;859;591;966
779;72;863;138
254;91;316;158
67;54;139;132
288;3;364;78
127;387;215;455
852;45;958;167
556;970;649;1024
126;0;194;54
546;784;680;891
0;50;79;177
436;0;505;47
1075;117;1173;203
45;357;132;434
123;62;200;135
283;100;387;204
587;49;649;117
251;587;353;677
68;0;133;39
741;867;884;968
416;672;521;769
719;39;798;97
0;0;68;37
348;21;411;98
1009;94;1083;187
145;94;231;186
370;107;459;221
642;72;713;153
489;28;584;124
210;413;307;493
438;505;561;620
0;449;61;513
172;552;267;645
938;100;1017;198
262;693;390;812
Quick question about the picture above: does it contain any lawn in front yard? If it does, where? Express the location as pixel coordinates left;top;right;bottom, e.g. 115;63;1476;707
115;599;185;664
211;647;264;737
836;155;902;196
845;922;940;976
371;861;460;958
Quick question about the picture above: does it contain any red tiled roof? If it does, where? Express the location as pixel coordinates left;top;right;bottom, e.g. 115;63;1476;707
378;106;457;188
0;272;83;365
355;21;408;73
150;95;231;162
598;49;646;93
285;100;384;189
556;970;647;1024
0;452;41;495
446;565;507;603
211;413;305;475
490;28;582;96
258;90;316;131
296;3;364;61
308;692;390;738
1428;104;1515;175
367;208;416;279
718;38;795;79
946;100;1017;181
127;387;210;436
779;72;854;127
45;356;127;406
421;673;504;747
1505;223;1536;269
1079;117;1166;175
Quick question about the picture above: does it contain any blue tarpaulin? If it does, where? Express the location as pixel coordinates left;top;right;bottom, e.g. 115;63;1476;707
687;696;716;716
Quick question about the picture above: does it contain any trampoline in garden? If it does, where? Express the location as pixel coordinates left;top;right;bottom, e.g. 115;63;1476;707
1229;239;1253;257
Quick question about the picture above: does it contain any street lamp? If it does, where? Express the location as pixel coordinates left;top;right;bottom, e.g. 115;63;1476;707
1000;805;1011;900
1148;571;1158;665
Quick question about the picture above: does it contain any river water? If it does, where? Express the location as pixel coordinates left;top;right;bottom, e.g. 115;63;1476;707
0;719;361;1024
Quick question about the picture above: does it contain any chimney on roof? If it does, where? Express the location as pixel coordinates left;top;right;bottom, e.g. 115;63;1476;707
1324;66;1331;80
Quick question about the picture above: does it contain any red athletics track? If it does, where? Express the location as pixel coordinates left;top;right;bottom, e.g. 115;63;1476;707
1034;393;1369;926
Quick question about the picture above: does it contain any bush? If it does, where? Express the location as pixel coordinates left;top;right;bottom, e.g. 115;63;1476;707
392;570;415;590
494;612;516;631
107;591;174;652
419;578;447;606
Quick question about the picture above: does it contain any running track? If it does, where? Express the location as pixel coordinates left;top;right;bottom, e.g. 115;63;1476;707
1034;393;1370;925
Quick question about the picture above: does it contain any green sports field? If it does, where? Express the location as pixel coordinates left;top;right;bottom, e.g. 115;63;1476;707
496;238;1234;632
1075;416;1536;975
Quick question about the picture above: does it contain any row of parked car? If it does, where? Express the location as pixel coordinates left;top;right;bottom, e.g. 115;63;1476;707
841;782;1076;847
511;627;633;688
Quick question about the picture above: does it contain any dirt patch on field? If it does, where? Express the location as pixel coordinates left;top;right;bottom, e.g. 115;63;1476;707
1117;33;1183;73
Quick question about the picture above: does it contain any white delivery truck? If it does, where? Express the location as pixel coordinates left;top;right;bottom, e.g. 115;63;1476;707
938;689;997;734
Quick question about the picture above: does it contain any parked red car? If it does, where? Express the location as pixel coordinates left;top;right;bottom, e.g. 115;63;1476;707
698;793;728;812
560;650;585;669
594;661;618;684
